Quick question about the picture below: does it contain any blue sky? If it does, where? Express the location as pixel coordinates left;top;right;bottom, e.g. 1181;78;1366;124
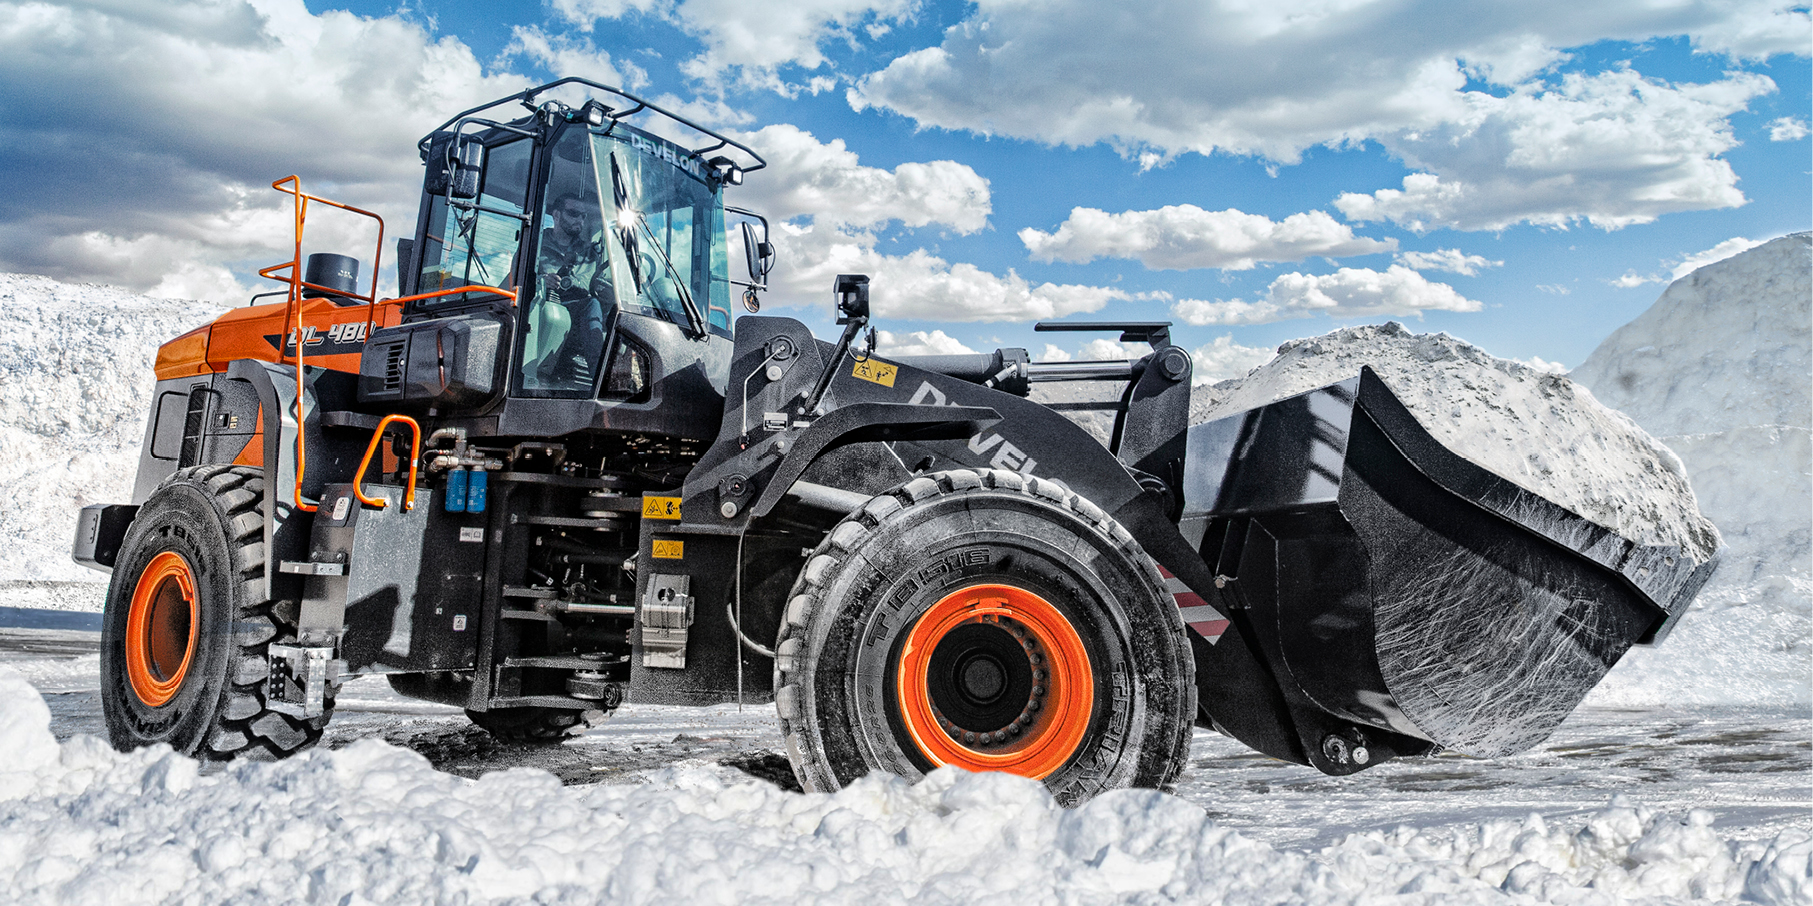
0;0;1805;378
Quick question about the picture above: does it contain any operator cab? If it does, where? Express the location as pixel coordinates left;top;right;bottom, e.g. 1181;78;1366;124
373;79;766;442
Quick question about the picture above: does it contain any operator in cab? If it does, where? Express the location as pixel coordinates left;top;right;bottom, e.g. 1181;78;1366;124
526;191;615;391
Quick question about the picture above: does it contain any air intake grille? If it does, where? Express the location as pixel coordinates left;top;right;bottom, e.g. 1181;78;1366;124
382;342;406;392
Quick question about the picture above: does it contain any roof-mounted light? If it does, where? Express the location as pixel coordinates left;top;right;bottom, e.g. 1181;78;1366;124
707;155;742;186
579;99;612;127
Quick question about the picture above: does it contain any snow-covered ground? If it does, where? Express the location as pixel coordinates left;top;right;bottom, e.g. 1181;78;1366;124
4;666;1809;905
1;239;1809;903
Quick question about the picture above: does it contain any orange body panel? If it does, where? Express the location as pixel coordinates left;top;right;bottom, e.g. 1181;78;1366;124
150;297;405;379
206;298;404;375
153;326;214;381
232;404;266;468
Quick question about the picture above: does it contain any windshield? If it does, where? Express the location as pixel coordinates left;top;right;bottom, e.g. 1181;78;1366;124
591;127;731;334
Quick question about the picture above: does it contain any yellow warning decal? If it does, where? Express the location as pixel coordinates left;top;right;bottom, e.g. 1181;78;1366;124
652;539;684;559
852;358;898;387
641;496;682;520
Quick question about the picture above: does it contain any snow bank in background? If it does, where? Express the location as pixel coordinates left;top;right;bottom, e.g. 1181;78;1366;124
0;274;226;584
1572;233;1813;709
0;670;1804;905
1191;321;1720;563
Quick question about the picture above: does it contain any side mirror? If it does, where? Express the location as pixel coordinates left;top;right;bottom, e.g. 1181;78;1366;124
834;274;869;325
739;221;774;287
425;132;486;200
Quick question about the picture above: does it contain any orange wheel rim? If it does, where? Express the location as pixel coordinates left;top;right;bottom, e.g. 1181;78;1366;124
896;584;1094;779
125;551;198;707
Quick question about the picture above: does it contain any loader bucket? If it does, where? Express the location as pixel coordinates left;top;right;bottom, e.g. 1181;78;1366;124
1181;368;1716;757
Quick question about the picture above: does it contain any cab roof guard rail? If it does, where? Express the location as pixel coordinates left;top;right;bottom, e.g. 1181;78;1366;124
417;77;767;173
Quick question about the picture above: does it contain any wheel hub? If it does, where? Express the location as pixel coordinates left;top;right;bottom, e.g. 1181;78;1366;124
125;551;198;707
897;584;1094;779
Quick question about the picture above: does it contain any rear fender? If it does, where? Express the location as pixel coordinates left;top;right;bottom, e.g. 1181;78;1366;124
226;359;349;603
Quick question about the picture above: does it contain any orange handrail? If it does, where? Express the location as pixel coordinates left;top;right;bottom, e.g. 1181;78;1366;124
353;415;421;511
256;177;516;515
260;176;387;513
392;285;517;306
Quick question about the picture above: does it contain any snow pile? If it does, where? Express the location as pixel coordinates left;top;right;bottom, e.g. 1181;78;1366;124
1571;233;1812;708
0;670;1804;905
1191;321;1720;563
0;274;225;586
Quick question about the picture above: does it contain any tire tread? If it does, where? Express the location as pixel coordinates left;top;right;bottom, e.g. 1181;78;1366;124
107;465;330;761
774;467;1195;800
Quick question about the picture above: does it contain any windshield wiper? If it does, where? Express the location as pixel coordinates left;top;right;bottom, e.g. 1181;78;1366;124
609;154;706;338
633;216;705;337
455;209;495;284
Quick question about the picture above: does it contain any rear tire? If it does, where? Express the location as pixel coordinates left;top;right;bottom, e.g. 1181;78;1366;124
774;469;1195;806
101;465;330;760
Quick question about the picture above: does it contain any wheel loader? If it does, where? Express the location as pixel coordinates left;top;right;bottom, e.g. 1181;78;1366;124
72;78;1717;803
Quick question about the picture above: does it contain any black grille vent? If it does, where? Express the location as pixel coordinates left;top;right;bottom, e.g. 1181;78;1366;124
382;342;406;392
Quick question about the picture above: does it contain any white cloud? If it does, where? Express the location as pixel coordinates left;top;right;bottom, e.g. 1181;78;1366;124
730;125;990;231
1172;265;1482;326
645;93;758;130
1684;3;1813;58
0;0;548;295
678;0;916;88
721;124;1131;324
1191;335;1275;384
1669;236;1766;279
1334;69;1774;231
1033;337;1165;365
1394;248;1503;276
500;26;646;89
1069;338;1145;360
554;0;916;92
852;2;1801;229
853;1;1806;165
1768;116;1810;141
1516;355;1569;373
1536;284;1572;295
770;222;1127;322
1606;235;1769;288
1171;297;1287;327
1019;206;1393;270
875;329;975;356
548;0;668;27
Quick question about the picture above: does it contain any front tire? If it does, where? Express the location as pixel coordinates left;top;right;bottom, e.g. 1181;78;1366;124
774;469;1195;805
101;465;329;759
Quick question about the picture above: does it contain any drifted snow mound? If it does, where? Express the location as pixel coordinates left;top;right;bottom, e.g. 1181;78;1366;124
1572;233;1812;708
1192;321;1720;563
0;274;225;586
0;670;1804;906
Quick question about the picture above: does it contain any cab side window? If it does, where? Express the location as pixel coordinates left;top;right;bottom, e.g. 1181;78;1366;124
414;138;533;307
